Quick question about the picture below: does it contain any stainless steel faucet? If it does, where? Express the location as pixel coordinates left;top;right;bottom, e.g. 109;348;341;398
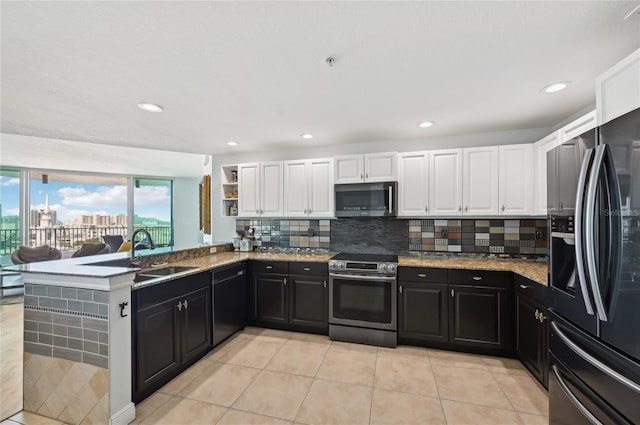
130;228;156;266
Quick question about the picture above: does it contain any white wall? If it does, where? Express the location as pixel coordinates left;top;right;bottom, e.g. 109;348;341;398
172;177;202;248
211;126;553;241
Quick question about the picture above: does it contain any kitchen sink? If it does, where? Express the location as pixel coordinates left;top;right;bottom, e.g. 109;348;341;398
133;274;158;283
142;266;197;276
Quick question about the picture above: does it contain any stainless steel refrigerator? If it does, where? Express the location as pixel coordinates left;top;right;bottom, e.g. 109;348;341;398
547;107;640;425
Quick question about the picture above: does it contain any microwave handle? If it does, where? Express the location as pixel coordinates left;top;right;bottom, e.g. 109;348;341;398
388;184;393;214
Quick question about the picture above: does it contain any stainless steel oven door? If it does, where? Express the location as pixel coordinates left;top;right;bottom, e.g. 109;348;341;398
329;273;397;331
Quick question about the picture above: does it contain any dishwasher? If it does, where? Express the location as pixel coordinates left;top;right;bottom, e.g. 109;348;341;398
213;263;247;346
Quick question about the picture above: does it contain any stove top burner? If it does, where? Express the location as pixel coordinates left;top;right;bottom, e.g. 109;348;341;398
330;253;398;263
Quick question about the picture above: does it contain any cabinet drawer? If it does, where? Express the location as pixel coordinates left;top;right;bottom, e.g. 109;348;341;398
214;262;247;282
448;269;510;287
515;274;546;305
398;267;447;283
250;261;288;275
136;272;211;310
289;262;328;276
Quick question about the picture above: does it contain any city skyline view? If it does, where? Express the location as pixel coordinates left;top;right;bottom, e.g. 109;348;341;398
0;175;171;224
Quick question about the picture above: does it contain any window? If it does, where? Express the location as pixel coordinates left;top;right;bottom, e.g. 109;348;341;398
0;169;21;266
133;178;173;248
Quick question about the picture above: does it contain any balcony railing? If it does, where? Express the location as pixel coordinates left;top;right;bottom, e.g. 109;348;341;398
0;226;172;256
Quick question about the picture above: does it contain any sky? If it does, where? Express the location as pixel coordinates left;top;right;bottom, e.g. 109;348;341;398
0;175;171;223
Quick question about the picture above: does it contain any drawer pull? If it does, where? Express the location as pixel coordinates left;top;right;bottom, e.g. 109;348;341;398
520;284;529;289
323;281;327;288
265;265;273;270
451;288;455;297
303;267;311;271
417;273;427;278
472;276;482;281
399;285;403;294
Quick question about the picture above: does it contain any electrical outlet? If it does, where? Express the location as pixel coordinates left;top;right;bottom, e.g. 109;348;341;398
210;246;217;254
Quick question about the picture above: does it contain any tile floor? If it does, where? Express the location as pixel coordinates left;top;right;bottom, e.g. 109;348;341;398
2;301;550;425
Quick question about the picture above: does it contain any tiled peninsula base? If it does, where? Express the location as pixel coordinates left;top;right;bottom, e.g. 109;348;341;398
23;284;110;424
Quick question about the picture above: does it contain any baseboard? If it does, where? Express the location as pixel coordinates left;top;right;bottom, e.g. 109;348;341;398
110;402;135;425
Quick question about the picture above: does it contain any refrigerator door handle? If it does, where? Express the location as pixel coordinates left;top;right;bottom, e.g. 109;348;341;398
584;145;608;322
602;144;623;320
551;365;604;425
551;321;640;393
575;148;596;316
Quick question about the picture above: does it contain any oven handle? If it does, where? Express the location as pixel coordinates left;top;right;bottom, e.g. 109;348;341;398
329;273;397;282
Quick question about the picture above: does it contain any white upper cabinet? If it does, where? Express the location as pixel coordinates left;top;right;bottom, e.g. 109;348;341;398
238;161;283;217
559;110;597;142
334;152;396;183
534;131;561;216
284;158;334;217
498;144;534;215
596;47;640;125
463;147;499;216
429;149;463;216
397;151;429;217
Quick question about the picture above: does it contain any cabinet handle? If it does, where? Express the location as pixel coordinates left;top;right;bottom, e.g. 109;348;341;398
183;299;188;309
417;273;427;278
425;206;428;212
303;267;311;271
472;276;482;281
535;309;540;320
308;209;312;214
360;174;363;180
501;205;505;212
284;277;287;286
458;206;462;212
465;206;468;212
399;285;403;294
256;209;259;215
177;301;183;311
519;284;529;289
366;173;369;178
539;313;546;323
260;209;263;214
323;280;327;288
266;265;273;270
451;288;455;297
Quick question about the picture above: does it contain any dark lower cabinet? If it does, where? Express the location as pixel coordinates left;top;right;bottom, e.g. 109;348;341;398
132;272;212;403
250;261;328;334
449;284;506;350
515;275;548;388
213;263;247;346
398;282;448;344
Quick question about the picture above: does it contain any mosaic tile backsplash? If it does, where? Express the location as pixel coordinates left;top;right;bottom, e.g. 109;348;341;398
236;218;548;257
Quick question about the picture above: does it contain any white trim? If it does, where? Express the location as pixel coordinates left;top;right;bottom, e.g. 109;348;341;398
109;402;135;425
21;272;135;291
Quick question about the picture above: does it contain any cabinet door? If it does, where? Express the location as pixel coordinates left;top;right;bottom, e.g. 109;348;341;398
289;274;328;331
560;110;597;142
449;285;505;350
334;155;364;184
284;160;308;216
260;162;284;217
398;152;428;217
365;152;397;182
254;273;288;325
429;149;462;216
555;140;583;211
398;282;448;344
180;286;212;366
308;158;334;217
214;273;246;345
534;131;561;215
238;163;260;217
516;293;545;384
498;144;533;215
463;147;499;215
135;298;181;400
596;48;640;125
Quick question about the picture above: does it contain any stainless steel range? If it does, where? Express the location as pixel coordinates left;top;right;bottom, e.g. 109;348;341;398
328;253;398;347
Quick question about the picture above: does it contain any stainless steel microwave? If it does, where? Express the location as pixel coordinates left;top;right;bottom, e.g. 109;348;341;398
334;182;397;217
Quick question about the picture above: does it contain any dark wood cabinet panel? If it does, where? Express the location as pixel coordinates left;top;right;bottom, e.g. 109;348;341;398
449;284;506;350
255;273;288;325
516;275;549;388
213;263;247;346
181;286;212;366
289;274;328;331
398;282;448;344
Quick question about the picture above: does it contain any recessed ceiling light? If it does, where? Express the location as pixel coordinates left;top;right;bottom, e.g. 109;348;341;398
540;82;570;94
137;102;164;113
418;121;434;128
301;133;313;139
227;141;238;146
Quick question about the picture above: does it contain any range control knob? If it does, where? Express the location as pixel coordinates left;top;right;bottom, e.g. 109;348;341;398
387;264;396;273
379;264;387;273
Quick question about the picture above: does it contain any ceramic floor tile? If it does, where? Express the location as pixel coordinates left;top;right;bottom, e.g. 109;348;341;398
287;332;332;346
157;360;213;395
433;364;512;409
316;348;376;386
179;363;261;407
428;349;488;370
131;392;173;425
139;396;227;425
265;343;329;377
1;421;21;425
441;399;524;425
220;339;284;369
6;412;63;425
481;356;530;376
519;412;550;425
1;302;23;420
217;409;292;425
238;327;292;344
494;374;549;415
374;356;438;397
295;379;372;425
377;345;431;361
232;371;312;421
370;388;445;425
329;341;378;354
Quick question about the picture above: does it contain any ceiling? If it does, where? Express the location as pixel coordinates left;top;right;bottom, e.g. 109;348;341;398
1;1;639;157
